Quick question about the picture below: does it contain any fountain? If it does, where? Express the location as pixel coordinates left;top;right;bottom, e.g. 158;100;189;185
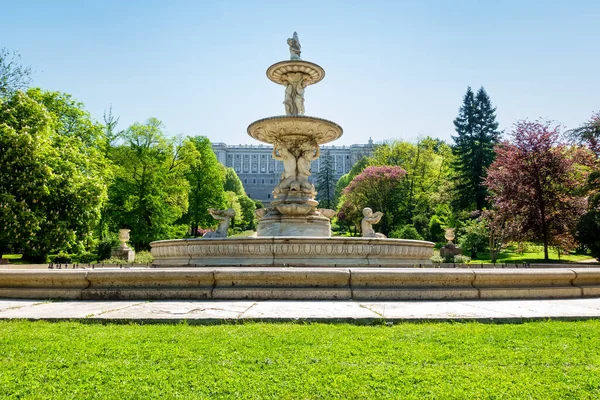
151;33;434;267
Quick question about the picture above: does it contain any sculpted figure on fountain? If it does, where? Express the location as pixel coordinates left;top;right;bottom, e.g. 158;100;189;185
361;208;387;238
203;208;236;238
287;31;301;60
283;72;306;116
296;140;319;194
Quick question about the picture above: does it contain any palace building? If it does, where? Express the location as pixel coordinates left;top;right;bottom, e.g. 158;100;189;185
212;139;374;203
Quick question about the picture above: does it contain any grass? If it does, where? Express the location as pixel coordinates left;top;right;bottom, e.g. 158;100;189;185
0;320;599;398
231;230;257;237
0;254;22;260
473;243;596;264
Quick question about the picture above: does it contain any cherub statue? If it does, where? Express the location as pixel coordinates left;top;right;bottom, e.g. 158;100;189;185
203;208;236;238
287;31;301;60
361;208;386;238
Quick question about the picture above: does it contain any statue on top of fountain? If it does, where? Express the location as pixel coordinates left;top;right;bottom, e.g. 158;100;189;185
287;31;301;60
283;72;307;116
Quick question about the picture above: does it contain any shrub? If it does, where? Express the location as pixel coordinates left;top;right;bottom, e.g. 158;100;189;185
99;257;128;265
430;254;444;263
134;251;154;264
452;254;471;264
76;252;97;264
96;235;121;261
389;225;423;240
52;252;72;264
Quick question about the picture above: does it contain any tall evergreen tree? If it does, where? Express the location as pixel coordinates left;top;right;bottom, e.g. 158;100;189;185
316;151;336;209
452;86;500;211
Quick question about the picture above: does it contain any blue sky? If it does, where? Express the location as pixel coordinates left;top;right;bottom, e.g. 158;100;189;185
3;0;599;145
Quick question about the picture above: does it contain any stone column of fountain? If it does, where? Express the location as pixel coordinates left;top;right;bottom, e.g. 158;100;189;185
248;32;343;237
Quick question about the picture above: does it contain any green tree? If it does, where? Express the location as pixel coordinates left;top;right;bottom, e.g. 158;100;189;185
452;87;501;211
106;119;193;250
316;151;336;209
238;195;257;230
183;136;226;237
0;48;32;96
372;138;454;227
0;91;107;260
223;167;246;196
223;191;242;229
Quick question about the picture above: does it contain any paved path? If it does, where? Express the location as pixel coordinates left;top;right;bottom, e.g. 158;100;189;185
1;298;600;323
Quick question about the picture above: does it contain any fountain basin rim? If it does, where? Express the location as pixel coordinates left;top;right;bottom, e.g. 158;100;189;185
266;60;325;86
247;115;343;145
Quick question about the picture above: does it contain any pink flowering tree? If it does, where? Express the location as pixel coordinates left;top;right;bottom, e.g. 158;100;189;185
342;166;407;235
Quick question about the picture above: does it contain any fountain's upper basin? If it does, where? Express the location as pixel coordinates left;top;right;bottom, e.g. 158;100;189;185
150;236;434;267
247;115;343;145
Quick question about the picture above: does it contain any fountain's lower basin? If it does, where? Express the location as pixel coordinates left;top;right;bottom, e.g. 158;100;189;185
150;236;434;267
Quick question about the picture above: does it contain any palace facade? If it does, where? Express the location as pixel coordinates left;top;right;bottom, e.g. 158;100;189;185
212;139;374;203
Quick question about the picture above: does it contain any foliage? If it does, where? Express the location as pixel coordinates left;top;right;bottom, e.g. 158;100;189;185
95;235;121;262
457;217;489;258
0;91;107;259
51;252;72;264
2;321;600;398
223;191;242;228
452;87;501;211
182;136;226;237
371;138;454;227
0;48;32;96
568;111;600;156
389;225;423;240
430;254;444;263
316;151;337;209
223;167;246;196
343;166;407;235
76;252;97;264
428;215;446;243
133;250;154;264
105;119;194;250
486;120;591;261
451;254;472;264
577;171;600;261
334;155;371;205
237;194;257;230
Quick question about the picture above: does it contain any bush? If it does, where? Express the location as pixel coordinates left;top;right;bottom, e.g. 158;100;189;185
430;254;444;263
452;254;471;264
134;251;154;264
389;225;423;240
52;252;72;264
76;252;97;264
96;235;121;261
99;257;129;265
429;215;445;242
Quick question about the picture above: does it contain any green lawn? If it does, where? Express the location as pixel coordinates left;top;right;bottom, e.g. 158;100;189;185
1;321;599;398
473;243;596;264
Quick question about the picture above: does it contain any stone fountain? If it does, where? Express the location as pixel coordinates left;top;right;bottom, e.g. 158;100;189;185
151;33;434;267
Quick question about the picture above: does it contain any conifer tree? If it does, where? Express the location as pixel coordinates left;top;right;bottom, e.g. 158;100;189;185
316;151;336;209
452;86;500;211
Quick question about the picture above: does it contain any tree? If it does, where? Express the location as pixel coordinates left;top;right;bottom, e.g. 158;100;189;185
316;151;336;209
223;167;246;196
568;111;600;156
237;194;257;230
371;138;454;228
0;48;32;96
106;119;194;250
0;91;107;260
485;120;590;260
452;87;501;211
342;166;407;235
182;136;226;237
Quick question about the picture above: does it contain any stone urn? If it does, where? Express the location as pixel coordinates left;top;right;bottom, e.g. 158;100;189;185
118;229;131;249
440;227;462;261
444;228;455;245
111;229;135;262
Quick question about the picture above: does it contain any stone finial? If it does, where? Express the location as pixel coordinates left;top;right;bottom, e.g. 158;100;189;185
287;31;301;60
361;208;387;238
203;208;236;238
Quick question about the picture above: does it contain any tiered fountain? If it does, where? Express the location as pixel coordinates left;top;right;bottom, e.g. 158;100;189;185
151;33;434;266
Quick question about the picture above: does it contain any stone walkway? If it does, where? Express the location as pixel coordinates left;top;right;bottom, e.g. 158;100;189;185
1;298;600;323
